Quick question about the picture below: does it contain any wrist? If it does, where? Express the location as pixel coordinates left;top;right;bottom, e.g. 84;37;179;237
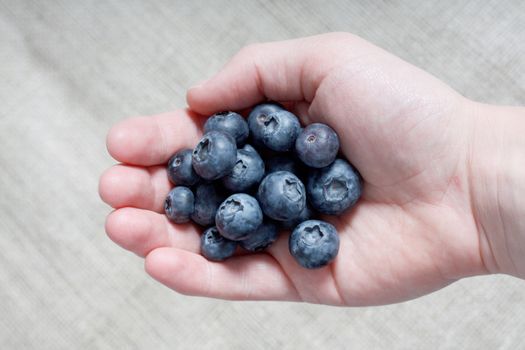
467;100;525;278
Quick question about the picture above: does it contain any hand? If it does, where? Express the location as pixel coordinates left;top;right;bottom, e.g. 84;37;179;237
99;33;513;306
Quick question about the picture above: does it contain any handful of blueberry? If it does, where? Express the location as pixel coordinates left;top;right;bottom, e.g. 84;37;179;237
164;103;362;269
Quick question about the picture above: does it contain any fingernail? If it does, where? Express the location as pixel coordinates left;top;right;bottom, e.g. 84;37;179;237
189;78;210;90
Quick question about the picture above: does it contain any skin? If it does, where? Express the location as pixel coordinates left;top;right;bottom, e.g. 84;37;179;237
99;33;525;306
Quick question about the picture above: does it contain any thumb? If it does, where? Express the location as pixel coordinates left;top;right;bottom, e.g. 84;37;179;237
186;33;361;115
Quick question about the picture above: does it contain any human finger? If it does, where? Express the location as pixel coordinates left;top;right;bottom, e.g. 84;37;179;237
106;109;205;166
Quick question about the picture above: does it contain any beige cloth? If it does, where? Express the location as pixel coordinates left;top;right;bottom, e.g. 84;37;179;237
1;1;524;348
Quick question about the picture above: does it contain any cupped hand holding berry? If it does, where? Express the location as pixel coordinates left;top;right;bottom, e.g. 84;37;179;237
99;33;525;306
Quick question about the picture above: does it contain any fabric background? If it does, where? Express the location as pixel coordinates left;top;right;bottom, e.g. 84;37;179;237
1;1;524;349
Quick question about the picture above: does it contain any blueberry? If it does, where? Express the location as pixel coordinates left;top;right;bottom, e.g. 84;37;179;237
191;183;224;226
295;123;340;168
240;220;279;252
289;220;339;269
265;154;301;175
222;144;265;192
167;149;200;186
192;131;237;180
164;186;194;223
247;102;284;148
204;111;249;146
257;171;306;221
248;102;285;121
280;204;314;230
215;193;263;241
307;159;362;215
248;109;301;152
200;226;237;261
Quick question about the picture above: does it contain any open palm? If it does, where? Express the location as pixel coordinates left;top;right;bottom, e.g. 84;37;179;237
99;33;486;306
